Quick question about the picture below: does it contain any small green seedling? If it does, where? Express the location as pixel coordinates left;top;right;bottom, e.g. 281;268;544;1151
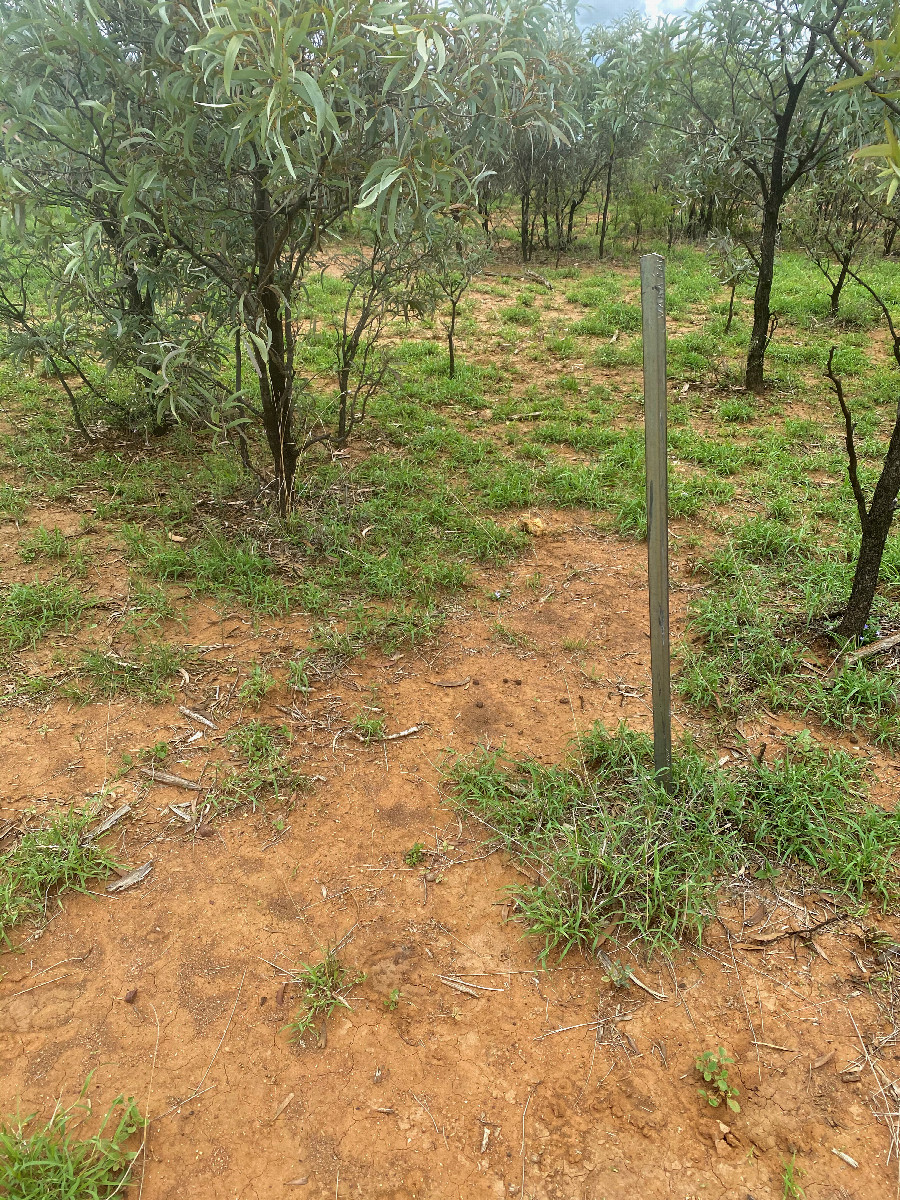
141;741;169;763
351;712;385;743
283;949;365;1043
403;843;426;867
237;664;276;707
782;1153;805;1198
384;988;401;1011
287;655;313;694
696;1047;741;1112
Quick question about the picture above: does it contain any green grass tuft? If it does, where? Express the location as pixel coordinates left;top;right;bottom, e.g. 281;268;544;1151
0;1085;143;1199
448;724;900;961
0;811;119;944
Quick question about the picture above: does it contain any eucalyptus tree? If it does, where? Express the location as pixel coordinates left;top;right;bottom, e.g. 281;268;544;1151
423;213;490;376
794;168;876;318
0;0;569;512
814;4;900;639
660;0;840;392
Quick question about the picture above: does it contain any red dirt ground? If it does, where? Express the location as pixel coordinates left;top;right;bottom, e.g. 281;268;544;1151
2;519;899;1199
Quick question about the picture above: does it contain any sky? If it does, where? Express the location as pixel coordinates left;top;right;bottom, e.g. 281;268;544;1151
576;0;687;26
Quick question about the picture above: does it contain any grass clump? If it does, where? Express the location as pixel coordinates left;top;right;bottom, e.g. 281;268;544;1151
237;664;276;708
284;949;365;1042
448;724;900;961
64;643;190;704
0;1087;144;1200
0;811;119;944
18;525;69;563
212;721;300;814
0;579;87;652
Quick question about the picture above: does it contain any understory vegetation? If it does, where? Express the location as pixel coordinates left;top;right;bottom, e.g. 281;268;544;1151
450;724;900;959
0;1086;143;1199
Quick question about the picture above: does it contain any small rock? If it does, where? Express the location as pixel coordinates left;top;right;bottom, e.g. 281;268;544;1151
519;516;546;536
196;823;215;838
124;989;137;1004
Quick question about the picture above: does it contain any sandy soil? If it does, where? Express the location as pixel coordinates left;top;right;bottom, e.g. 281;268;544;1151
1;518;898;1200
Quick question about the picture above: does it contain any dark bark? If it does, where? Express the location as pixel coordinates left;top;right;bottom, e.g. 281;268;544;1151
745;200;781;392
598;154;613;261
251;177;298;516
838;443;900;638
520;189;531;263
448;298;457;378
830;261;848;318
725;283;736;334
827;346;900;639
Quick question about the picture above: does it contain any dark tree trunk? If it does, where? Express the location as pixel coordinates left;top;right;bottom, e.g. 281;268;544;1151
884;224;897;257
448;299;457;378
745;199;781;392
830;261;849;318
337;366;351;444
598;156;613;261
837;421;900;639
520;189;531;263
252;178;298;516
725;283;736;334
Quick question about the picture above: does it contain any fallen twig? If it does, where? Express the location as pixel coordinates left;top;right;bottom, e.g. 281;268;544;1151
106;861;153;894
845;630;900;664
139;768;203;791
178;705;217;730
81;804;131;844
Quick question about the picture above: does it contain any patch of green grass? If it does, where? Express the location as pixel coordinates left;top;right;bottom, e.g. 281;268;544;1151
237;664;276;708
680;523;900;745
448;724;900;961
287;654;312;695
123;527;291;615
351;712;386;742
18;525;68;563
64;642;190;704
781;1153;805;1199
0;578;87;652
283;949;365;1042
0;810;119;944
0;484;26;517
122;580;180;632
212;720;300;814
0;1086;144;1199
570;301;642;338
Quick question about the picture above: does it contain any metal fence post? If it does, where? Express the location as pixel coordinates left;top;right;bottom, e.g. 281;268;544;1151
640;252;672;787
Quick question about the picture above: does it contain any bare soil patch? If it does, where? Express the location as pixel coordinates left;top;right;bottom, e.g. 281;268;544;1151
1;520;898;1199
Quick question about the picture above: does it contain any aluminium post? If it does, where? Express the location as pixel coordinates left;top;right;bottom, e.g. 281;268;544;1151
640;252;672;787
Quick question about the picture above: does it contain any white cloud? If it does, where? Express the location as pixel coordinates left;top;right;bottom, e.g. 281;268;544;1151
575;0;690;27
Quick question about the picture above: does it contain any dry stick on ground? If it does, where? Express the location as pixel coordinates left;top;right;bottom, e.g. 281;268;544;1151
411;1093;448;1149
848;1009;900;1181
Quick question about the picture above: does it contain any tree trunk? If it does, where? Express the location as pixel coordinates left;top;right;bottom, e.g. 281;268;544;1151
725;283;736;334
837;419;900;639
745;199;781;392
598;156;613;261
252;178;298;516
830;261;849;318
520;189;531;263
337;366;351;445
448;299;457;378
